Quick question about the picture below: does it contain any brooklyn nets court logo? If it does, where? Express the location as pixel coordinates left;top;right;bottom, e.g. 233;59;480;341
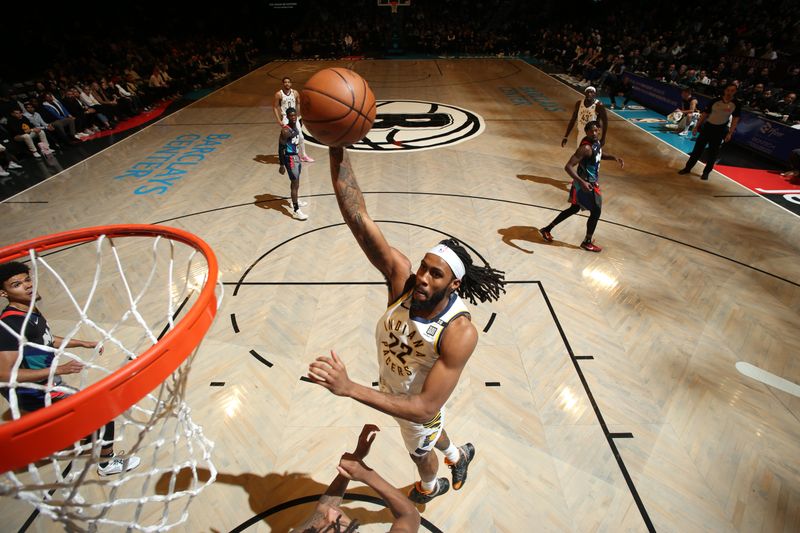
304;100;485;152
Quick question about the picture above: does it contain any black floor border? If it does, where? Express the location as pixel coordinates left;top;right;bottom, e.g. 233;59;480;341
230;492;443;532
154;191;800;289
17;461;73;532
535;280;655;532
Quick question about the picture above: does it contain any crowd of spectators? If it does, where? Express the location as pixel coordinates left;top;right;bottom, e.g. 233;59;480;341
528;1;800;125
1;0;799;175
0;34;258;172
278;0;800;124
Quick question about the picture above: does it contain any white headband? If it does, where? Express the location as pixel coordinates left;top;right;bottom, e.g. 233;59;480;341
585;86;596;94
427;244;465;280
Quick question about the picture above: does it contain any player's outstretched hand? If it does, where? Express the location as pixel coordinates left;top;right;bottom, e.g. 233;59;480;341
308;350;353;397
56;359;84;375
353;424;379;459
337;452;372;482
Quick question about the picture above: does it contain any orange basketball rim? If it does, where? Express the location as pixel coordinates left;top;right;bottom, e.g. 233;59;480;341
0;224;219;473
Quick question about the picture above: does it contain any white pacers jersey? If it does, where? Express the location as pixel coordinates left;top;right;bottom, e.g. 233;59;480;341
278;89;297;123
376;290;470;395
576;99;599;146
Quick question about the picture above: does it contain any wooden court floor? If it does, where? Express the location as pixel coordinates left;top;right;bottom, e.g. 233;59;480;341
2;59;799;532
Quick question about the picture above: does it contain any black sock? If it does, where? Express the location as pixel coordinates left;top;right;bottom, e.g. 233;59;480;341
99;451;114;467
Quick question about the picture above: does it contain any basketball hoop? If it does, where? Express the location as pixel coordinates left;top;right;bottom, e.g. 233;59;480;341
0;224;221;531
378;0;409;14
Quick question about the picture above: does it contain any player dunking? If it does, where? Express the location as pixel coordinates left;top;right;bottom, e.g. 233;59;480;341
273;76;314;162
562;86;608;148
540;120;624;252
308;147;506;503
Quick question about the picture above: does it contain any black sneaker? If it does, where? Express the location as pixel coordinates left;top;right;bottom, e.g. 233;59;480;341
700;173;709;180
446;443;475;490
408;477;450;503
677;168;691;175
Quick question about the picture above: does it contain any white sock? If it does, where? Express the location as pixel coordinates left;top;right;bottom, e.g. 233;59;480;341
420;478;437;493
443;444;460;464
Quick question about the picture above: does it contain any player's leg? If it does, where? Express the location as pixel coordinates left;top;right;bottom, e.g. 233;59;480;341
700;128;726;180
20;391;140;475
581;203;603;252
435;429;475;491
540;203;581;242
286;155;308;220
400;417;450;503
679;128;710;174
676;114;690;135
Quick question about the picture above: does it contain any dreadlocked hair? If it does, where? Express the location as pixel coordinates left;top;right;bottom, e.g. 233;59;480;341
439;238;506;305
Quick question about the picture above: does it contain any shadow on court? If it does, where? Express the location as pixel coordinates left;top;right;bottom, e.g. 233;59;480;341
498;226;581;253
254;193;293;218
254;154;281;165
516;173;570;192
156;467;402;531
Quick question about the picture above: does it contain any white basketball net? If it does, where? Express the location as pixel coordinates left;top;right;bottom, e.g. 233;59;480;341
0;233;222;531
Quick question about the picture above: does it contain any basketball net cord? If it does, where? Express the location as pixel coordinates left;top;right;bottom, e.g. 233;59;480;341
1;234;223;531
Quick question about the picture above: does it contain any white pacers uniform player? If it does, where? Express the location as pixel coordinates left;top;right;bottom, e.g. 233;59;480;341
576;98;599;147
278;89;307;151
376;290;470;456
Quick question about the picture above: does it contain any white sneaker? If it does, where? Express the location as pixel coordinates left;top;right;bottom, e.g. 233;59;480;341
0;169;9;177
679;130;689;136
300;155;315;163
293;208;308;221
288;200;308;209
32;152;41;159
97;453;141;476
75;133;89;139
8;161;22;169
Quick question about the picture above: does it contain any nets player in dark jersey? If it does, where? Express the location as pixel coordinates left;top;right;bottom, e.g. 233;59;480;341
678;83;741;180
540;120;624;252
279;107;309;220
0;261;140;476
291;425;420;533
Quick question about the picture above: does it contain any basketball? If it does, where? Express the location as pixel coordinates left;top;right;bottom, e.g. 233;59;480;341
300;68;377;147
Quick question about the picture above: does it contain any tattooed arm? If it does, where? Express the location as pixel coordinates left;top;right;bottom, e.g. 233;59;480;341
329;148;411;297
